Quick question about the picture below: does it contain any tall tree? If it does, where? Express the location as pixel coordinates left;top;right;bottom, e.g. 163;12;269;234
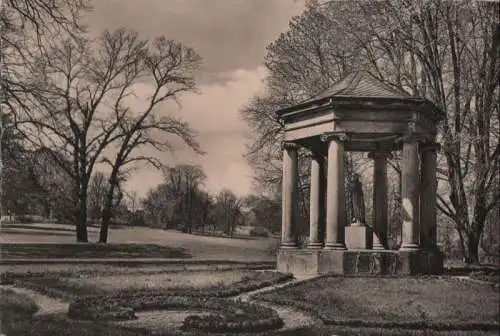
214;189;242;236
14;29;202;242
97;36;203;243
165;164;207;233
87;172;107;223
242;194;281;233
1;0;89;220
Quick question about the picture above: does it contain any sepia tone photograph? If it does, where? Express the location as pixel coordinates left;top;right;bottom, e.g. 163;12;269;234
0;0;498;335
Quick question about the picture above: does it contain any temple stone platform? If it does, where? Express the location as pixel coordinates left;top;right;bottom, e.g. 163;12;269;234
277;248;444;276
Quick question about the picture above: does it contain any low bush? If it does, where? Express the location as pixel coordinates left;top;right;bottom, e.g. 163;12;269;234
182;300;283;333
65;271;292;319
469;270;500;284
69;295;283;333
0;288;40;335
0;288;39;316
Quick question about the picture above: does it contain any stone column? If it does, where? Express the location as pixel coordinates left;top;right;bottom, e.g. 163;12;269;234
372;151;388;250
400;140;420;250
281;141;298;248
420;143;439;249
308;152;323;248
322;133;347;250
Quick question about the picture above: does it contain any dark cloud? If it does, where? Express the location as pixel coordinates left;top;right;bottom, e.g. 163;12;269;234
87;0;305;76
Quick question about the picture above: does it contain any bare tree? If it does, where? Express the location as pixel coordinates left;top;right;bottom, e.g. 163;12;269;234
15;29;202;242
242;0;499;264
1;0;90;117
87;171;107;224
347;0;500;264
240;2;363;235
162;164;207;233
1;0;89;221
214;189;242;236
97;37;203;242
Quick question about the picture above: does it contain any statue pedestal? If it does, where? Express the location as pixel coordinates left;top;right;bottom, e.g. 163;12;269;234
345;222;373;249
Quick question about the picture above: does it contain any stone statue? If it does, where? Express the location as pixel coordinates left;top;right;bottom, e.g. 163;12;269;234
351;173;365;224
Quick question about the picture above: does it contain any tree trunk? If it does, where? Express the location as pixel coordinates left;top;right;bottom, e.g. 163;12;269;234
465;231;481;265
76;188;88;242
99;171;118;243
99;206;112;243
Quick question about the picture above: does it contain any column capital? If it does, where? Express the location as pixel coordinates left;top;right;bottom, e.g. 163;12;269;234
306;150;324;161
281;141;299;151
320;132;349;143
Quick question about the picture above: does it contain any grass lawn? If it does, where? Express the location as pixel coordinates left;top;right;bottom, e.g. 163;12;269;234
76;269;265;291
0;243;191;259
254;276;499;327
15;269;283;298
0;224;277;261
7;268;292;303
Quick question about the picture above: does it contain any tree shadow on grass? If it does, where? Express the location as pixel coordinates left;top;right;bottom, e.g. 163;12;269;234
0;229;75;237
0;243;192;259
1;224;76;233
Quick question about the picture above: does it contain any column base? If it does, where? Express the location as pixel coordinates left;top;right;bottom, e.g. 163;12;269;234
323;242;347;250
277;248;444;276
307;242;323;249
277;248;345;276
280;241;298;248
399;243;419;251
372;232;385;250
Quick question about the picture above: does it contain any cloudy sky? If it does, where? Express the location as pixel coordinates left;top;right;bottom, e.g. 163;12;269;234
85;0;306;198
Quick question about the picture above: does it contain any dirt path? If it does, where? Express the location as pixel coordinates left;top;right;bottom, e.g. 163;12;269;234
234;275;323;329
3;273;323;332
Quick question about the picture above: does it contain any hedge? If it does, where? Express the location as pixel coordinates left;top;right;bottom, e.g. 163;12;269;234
469;270;500;285
68;295;284;333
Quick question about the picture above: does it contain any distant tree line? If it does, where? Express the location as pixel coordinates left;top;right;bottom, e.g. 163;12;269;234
140;164;281;236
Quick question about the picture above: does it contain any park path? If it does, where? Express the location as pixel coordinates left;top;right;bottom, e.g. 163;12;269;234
234;274;323;330
2;272;324;331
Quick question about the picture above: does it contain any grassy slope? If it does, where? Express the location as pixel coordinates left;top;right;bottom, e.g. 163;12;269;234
255;276;499;324
0;224;277;261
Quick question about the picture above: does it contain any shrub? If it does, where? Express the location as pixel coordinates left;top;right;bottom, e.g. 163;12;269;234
0;287;40;335
68;299;136;321
0;288;39;316
182;300;284;333
469;270;500;285
68;294;283;333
